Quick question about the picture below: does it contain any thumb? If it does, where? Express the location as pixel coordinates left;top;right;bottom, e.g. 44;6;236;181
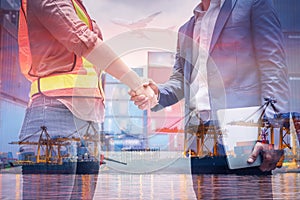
148;80;159;95
128;89;136;96
247;142;263;164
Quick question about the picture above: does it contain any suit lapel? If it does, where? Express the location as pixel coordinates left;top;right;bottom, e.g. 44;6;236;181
183;17;195;40
209;0;238;53
181;17;196;82
179;17;196;109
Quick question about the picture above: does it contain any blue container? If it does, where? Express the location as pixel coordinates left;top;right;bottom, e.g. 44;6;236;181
273;0;300;32
0;99;27;158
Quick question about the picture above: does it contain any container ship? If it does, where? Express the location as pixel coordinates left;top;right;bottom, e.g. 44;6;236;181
187;111;299;175
185;120;270;175
10;125;104;174
16;159;102;175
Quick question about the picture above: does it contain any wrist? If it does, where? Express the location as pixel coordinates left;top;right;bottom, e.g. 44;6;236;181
120;70;143;90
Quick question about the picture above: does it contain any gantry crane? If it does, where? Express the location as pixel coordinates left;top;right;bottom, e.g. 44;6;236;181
10;126;80;165
183;98;297;168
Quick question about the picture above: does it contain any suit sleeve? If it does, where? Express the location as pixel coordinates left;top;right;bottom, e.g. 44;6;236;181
251;0;290;114
151;29;186;111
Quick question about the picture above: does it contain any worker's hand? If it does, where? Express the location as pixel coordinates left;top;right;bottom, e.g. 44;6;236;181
129;79;158;110
247;141;284;172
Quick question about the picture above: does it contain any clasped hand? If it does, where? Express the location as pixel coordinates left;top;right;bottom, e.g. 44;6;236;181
131;80;158;110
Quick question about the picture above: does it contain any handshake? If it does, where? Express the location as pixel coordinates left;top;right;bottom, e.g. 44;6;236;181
129;79;159;110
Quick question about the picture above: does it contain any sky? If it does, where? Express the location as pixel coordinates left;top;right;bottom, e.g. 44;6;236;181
84;0;198;38
83;1;199;67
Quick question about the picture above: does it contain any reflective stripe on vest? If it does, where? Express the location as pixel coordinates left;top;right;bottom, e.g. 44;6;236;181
30;74;99;97
18;0;103;98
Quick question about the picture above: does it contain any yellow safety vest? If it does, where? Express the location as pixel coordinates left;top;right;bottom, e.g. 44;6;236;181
18;0;104;98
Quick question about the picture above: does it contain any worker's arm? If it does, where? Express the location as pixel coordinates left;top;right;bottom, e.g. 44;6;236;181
85;39;158;107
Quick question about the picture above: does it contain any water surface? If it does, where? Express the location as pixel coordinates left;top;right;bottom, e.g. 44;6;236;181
1;173;299;199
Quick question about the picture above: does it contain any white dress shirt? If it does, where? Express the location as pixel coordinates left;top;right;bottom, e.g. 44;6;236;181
190;0;224;119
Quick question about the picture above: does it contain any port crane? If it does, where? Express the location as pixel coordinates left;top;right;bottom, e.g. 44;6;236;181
9;126;80;165
9;122;126;168
183;98;299;168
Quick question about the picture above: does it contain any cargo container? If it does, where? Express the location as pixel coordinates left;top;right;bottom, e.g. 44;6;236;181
273;0;300;32
273;0;300;112
0;98;27;157
0;0;30;102
1;0;29;158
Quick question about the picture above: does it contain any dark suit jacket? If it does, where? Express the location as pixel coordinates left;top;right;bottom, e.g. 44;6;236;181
152;0;290;120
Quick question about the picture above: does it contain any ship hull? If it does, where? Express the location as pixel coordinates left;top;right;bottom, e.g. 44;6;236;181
19;161;100;174
76;161;100;174
191;156;271;175
21;162;76;174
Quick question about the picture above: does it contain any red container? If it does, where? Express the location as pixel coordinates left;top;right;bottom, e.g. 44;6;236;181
1;9;30;103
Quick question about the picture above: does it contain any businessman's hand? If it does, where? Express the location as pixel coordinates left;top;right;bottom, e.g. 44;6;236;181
130;79;158;110
247;141;284;172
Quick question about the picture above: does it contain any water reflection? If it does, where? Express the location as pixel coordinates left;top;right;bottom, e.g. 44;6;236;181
0;174;22;199
71;175;98;200
1;173;300;199
22;174;98;200
94;173;196;200
272;173;300;199
192;175;274;199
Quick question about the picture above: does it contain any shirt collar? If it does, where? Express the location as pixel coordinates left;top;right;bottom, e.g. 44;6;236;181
193;0;226;20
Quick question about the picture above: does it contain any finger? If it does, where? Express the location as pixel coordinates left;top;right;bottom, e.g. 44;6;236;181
138;105;147;110
148;83;159;95
138;102;150;110
247;142;263;164
141;78;151;86
139;98;154;110
135;99;149;107
130;94;148;102
128;90;136;96
142;82;149;87
146;78;154;85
